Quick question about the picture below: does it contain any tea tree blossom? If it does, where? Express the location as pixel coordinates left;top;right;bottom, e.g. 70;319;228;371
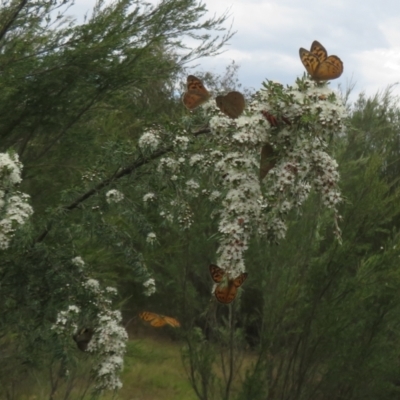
139;77;346;280
51;257;127;392
90;310;128;391
143;277;156;296
143;192;156;203
138;128;160;151
72;256;85;268
146;232;157;244
0;152;33;250
106;189;124;204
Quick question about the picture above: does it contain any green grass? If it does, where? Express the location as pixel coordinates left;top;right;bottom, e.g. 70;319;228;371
6;335;198;400
117;337;197;400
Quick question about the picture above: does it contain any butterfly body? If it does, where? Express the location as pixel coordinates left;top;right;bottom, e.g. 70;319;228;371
299;40;343;81
139;311;180;328
209;264;248;304
215;91;245;119
182;75;211;110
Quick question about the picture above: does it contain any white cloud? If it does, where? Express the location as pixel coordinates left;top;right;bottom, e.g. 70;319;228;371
68;0;400;100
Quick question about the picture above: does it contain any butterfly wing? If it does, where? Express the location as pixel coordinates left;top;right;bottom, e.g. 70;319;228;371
209;264;225;283
163;316;181;328
182;75;210;110
150;317;167;327
140;312;179;328
215;91;245;119
299;48;320;76
214;272;248;304
310;40;327;62
214;283;237;304
139;311;164;326
139;311;156;322
314;56;343;80
260;143;276;180
232;272;248;288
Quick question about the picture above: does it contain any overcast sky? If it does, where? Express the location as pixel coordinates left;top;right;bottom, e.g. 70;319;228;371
72;0;400;101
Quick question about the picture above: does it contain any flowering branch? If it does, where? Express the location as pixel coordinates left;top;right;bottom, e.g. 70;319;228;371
35;127;211;243
0;152;33;249
144;78;346;278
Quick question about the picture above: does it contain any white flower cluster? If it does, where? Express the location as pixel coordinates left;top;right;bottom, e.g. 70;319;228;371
189;154;205;166
83;278;101;292
146;232;157;244
208;78;345;276
143;277;156;296
149;78;345;279
138;128;161;151
160;209;174;223
185;179;200;197
90;310;128;391
173;135;190;151
71;256;85;268
143;192;156;203
52;257;127;392
209;190;221;202
79;277;127;391
106;189;124;204
51;305;80;335
213;153;261;276
157;157;181;174
0;152;33;249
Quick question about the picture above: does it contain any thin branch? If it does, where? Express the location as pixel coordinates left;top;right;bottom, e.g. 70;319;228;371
35;127;211;243
0;0;28;42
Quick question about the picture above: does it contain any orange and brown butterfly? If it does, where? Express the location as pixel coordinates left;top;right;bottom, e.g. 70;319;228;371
139;311;181;328
299;40;343;81
182;75;211;110
209;264;248;304
215;91;245;119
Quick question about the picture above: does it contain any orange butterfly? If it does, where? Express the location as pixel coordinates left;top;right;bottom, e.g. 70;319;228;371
299;40;343;81
209;264;248;304
139;311;181;328
182;75;211;110
215;91;245;119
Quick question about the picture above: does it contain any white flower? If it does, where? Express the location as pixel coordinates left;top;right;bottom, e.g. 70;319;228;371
84;279;100;291
105;287;118;295
185;179;200;197
143;278;156;296
189;154;205;166
106;189;124;204
146;232;157;244
143;193;156;203
0;154;33;250
157;158;180;174
138;129;160;151
173;136;190;150
72;256;85;267
0;152;22;185
209;191;221;201
90;310;128;391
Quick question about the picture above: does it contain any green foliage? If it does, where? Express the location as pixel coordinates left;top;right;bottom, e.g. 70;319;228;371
2;0;400;398
0;0;232;396
236;89;400;400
